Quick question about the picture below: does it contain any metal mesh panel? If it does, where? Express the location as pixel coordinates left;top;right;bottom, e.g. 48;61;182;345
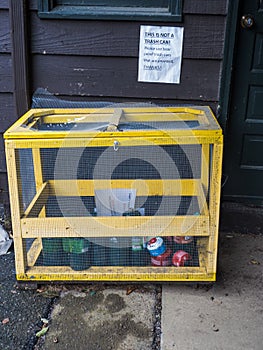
34;144;202;219
42;195;199;218
17;149;36;211
35;120;200;131
18;142;207;269
40;145;201;180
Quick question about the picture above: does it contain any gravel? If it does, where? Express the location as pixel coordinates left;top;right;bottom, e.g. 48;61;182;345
0;250;55;350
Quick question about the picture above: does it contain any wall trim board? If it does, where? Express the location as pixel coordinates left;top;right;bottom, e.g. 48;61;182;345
218;0;240;130
29;0;228;16
9;0;30;117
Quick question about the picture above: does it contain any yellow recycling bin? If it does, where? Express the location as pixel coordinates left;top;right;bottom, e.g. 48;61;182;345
4;106;223;282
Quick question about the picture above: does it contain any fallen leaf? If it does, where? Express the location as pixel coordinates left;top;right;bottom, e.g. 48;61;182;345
126;287;137;295
36;326;49;337
250;259;260;265
2;318;9;325
40;291;60;298
212;324;219;332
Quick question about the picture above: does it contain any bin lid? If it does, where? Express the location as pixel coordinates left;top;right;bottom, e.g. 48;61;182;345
4;106;222;139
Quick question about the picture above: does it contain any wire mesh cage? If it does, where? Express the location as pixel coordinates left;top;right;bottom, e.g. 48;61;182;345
4;106;223;281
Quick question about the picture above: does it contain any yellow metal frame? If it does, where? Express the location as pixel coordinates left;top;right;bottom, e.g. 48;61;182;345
4;106;223;282
4;106;221;140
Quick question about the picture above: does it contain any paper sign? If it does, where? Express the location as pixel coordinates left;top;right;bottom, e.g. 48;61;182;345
138;25;184;84
95;189;136;216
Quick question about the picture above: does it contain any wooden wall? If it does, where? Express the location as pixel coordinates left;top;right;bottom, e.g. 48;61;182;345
28;0;227;104
0;1;14;204
0;0;228;204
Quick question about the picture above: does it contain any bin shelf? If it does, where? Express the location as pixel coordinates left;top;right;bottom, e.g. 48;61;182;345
24;236;211;282
21;178;209;238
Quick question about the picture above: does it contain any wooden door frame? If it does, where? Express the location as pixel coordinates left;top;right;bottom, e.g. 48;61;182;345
219;0;263;205
218;0;241;132
218;0;241;201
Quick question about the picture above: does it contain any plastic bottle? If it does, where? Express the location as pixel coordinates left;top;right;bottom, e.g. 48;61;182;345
130;236;149;266
68;238;91;271
90;208;109;266
108;237;130;266
42;238;67;266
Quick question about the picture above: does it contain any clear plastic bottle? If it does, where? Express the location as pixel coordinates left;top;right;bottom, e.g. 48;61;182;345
108;237;130;266
130;237;149;266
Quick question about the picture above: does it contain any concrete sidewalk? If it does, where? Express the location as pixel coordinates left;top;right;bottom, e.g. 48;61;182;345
161;232;263;350
36;231;263;350
0;231;262;349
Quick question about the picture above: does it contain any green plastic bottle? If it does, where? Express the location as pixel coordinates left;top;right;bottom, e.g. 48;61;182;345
63;238;91;270
42;238;66;266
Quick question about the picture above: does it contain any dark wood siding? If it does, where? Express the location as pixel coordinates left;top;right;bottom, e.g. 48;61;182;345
0;0;228;205
0;1;15;204
32;55;221;101
28;0;227;104
30;14;225;59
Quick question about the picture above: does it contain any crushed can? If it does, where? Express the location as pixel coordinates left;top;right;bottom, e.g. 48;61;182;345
172;250;192;267
173;236;193;244
173;236;195;257
151;248;172;267
147;237;166;257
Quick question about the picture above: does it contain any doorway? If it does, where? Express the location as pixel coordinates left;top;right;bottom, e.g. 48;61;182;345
223;0;263;205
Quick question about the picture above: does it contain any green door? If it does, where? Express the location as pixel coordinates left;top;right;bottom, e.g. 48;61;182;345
223;0;263;205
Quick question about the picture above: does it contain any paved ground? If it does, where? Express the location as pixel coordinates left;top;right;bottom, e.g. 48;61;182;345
0;250;161;350
37;286;157;350
161;232;263;350
0;251;54;350
0;230;262;350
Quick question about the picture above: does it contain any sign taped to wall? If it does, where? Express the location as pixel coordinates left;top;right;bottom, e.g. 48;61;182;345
138;25;184;84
